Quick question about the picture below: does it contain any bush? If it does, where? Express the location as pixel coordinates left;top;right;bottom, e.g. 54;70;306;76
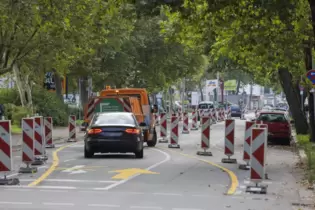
12;106;32;126
0;89;20;105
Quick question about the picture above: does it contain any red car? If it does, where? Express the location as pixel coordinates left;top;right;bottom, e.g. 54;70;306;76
255;111;293;145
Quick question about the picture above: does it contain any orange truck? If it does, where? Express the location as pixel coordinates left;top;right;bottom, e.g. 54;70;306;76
84;87;157;147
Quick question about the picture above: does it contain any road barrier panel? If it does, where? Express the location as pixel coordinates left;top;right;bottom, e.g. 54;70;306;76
32;116;47;165
44;117;55;148
197;117;212;156
158;113;168;143
226;106;231;119
154;113;160;126
0;120;19;185
191;110;198;130
168;116;180;148
67;115;77;142
256;123;269;179
239;121;255;170
246;127;268;194
221;119;237;164
182;112;190;134
19;118;38;174
211;108;216;124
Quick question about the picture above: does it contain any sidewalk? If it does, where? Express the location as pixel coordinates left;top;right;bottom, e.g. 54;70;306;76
12;127;83;151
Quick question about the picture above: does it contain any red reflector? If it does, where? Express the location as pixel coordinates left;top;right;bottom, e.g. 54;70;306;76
87;128;102;134
125;128;140;134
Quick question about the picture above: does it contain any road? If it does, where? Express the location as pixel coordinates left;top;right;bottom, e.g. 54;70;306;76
0;117;313;210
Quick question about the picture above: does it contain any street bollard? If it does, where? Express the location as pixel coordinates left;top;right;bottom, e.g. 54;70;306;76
168;116;180;148
44;117;55;148
158;113;168;143
197;117;212;156
19;118;37;173
32;116;46;165
67;115;77;142
182;112;189;134
239;121;255;170
191;110;198;130
226;106;231;119
246;128;268;194
0;120;19;185
221;119;237;163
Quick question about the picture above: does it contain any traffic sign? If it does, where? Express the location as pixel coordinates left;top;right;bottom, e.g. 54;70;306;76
306;70;315;85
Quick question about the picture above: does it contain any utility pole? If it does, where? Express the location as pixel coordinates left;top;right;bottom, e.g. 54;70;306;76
249;82;253;110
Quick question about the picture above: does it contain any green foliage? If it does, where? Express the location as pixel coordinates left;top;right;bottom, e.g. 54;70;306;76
297;134;315;184
0;89;20;105
11;106;32;126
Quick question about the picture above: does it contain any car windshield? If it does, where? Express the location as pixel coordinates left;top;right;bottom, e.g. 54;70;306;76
91;113;136;125
257;113;287;123
198;104;213;109
231;105;240;110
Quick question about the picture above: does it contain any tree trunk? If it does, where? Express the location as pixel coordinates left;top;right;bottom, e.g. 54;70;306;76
235;78;241;95
198;80;204;101
13;63;27;107
53;70;63;101
278;68;308;134
79;76;89;108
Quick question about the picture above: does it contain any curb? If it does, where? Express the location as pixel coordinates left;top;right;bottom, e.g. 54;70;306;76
12;137;68;152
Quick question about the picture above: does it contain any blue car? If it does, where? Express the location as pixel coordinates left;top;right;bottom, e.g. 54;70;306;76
231;105;242;118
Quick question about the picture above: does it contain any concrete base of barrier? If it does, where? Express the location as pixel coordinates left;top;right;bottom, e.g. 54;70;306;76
221;157;237;164
238;164;250;170
45;144;55;148
246;184;267;194
31;156;46;165
0;178;20;185
67;138;77;142
196;150;212;156
168;144;180;149
158;138;168;143
182;130;190;134
19;164;37;173
190;127;198;130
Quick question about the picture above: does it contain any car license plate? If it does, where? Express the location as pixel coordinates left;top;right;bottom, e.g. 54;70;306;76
232;111;236;113
104;133;121;137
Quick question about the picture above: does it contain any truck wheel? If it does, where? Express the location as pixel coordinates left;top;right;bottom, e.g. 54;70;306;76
147;131;157;147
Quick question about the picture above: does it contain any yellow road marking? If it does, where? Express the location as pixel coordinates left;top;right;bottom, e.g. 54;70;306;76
28;143;80;187
110;168;159;180
159;147;239;195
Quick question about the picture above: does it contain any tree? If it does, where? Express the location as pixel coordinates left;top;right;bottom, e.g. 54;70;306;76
160;0;311;134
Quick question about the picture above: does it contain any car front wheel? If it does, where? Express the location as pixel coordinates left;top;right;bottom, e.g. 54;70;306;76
84;146;94;158
135;149;144;159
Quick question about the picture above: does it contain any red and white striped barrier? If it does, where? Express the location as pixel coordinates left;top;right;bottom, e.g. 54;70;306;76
226;106;231;119
221;119;237;163
246;127;267;194
158;113;168;143
256;123;268;179
44;117;54;148
154;113;160;125
68;115;77;142
191;110;198;130
210;108;216;124
86;97;96;121
220;108;225;121
182;112;189;134
197;117;212;156
168;116;180;148
0;120;13;172
239;121;255;170
19;118;37;173
34;117;44;157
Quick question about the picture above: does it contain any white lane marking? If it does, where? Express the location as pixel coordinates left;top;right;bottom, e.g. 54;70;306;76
40;190;68;193
4;189;32;192
6;173;20;178
153;193;182;196
0;201;32;205
130;206;162;209
64;159;75;162
88;204;120;207
19;179;118;183
103;148;171;190
43;202;75;206
172;208;204;210
38;166;49;169
36;186;77;190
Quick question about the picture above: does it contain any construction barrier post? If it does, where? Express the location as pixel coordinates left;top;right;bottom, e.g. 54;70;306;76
239;121;255;170
182;112;189;134
45;117;55;148
191;110;198;130
246;127;268;194
197;117;212;156
19;118;38;173
226;106;231;119
68;115;77;142
168;116;180;148
0;120;19;185
158;113;168;143
221;119;237;163
32;116;46;165
211;108;216;124
256;124;269;179
155;113;160;126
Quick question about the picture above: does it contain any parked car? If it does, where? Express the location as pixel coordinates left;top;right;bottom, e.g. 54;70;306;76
197;101;215;121
255;111;293;145
230;105;242;118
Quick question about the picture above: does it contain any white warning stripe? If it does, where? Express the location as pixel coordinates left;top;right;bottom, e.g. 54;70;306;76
0;124;10;145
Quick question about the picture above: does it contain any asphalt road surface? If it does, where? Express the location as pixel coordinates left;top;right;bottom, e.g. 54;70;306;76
0;117;312;210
